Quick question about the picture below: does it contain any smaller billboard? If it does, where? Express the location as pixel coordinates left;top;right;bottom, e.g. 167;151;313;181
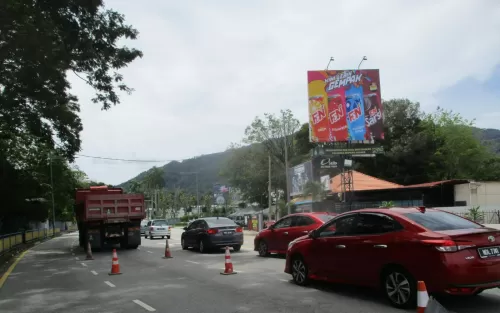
320;175;331;191
288;161;313;197
308;69;384;142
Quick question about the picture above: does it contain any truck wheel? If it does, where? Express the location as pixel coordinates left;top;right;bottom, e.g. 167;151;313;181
128;245;139;249
162;236;165;239
167;235;171;239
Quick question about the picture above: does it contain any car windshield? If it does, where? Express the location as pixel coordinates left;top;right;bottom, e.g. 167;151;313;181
315;214;335;222
206;218;236;227
154;220;168;226
403;211;482;231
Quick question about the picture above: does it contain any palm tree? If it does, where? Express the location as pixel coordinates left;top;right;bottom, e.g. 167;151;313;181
302;181;326;202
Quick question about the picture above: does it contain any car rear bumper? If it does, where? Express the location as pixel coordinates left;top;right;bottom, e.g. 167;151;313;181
149;230;171;237
207;235;243;247
422;253;500;294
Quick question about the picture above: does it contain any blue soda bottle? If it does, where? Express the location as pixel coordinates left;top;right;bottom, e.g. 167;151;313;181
345;85;366;140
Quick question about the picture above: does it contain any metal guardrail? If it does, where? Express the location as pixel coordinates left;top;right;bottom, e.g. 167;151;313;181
0;228;61;256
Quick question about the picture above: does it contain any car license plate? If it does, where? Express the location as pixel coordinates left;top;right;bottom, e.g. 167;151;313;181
157;228;164;230
478;246;500;258
223;231;232;235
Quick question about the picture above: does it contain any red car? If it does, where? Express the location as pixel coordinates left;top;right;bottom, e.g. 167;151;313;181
285;207;500;309
254;212;337;257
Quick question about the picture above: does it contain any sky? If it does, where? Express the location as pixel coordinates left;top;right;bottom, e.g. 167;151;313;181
70;0;500;185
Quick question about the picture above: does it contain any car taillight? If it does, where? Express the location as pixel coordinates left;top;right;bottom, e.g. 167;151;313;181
235;227;243;233
149;226;154;231
421;239;475;252
207;228;219;235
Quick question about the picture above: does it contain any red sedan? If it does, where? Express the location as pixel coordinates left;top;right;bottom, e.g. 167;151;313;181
285;207;500;309
254;212;336;257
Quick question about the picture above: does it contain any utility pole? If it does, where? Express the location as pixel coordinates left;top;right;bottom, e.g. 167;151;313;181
195;172;200;216
49;153;56;235
283;111;291;215
268;153;272;220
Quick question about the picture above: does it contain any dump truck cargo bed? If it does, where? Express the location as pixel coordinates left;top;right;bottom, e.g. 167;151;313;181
82;194;145;222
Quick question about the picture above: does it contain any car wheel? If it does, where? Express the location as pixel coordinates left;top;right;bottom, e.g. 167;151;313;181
167;235;171;239
199;239;207;253
150;234;154;240
181;238;188;250
382;267;416;309
258;240;269;257
233;245;241;252
291;255;309;286
144;234;148;239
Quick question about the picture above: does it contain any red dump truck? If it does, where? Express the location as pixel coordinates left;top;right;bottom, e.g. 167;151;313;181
75;186;145;250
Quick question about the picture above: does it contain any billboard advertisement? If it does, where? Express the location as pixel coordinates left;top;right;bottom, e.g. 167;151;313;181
308;69;384;142
288;161;313;197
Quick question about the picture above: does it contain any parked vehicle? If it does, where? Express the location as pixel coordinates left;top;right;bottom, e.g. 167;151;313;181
181;217;243;253
254;212;336;257
285;207;500;309
140;219;149;235
145;219;172;239
75;186;145;250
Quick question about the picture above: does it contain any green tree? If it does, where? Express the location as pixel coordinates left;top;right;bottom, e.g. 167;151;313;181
422;108;495;180
0;1;141;232
243;109;300;167
1;0;142;160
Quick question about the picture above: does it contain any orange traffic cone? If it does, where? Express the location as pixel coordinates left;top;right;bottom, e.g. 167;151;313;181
85;241;94;260
108;249;122;275
417;281;429;313
162;238;173;259
220;246;237;275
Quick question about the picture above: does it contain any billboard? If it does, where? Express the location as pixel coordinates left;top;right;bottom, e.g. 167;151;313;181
288;161;313;197
308;69;384;142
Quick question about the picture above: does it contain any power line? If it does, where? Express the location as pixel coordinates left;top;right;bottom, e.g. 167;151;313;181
74;153;179;163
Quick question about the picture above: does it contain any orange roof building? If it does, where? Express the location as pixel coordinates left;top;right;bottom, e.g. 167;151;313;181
330;170;403;193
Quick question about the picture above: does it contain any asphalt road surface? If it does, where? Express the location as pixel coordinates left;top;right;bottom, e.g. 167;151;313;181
1;229;499;313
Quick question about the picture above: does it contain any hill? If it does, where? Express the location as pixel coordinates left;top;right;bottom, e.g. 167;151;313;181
118;150;233;195
119;127;500;193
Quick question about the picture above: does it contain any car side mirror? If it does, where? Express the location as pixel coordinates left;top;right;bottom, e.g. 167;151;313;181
309;230;318;239
183;227;188;231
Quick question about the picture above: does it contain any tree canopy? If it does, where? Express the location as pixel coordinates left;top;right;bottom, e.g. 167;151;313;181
0;0;141;233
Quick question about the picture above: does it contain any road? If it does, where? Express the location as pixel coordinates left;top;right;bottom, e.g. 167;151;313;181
1;229;499;313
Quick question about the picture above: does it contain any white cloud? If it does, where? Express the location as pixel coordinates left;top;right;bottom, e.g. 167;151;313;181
71;0;500;184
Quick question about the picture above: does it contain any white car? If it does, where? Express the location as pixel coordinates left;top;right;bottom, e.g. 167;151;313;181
145;219;172;239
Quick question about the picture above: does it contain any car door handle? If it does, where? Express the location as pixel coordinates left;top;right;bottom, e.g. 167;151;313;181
283;232;288;235
336;245;346;249
374;244;387;248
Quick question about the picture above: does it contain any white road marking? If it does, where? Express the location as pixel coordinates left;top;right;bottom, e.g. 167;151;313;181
104;281;116;288
146;251;153;254
81;262;87;267
133;299;156;312
279;279;289;282
75;257;79;260
185;260;200;265
91;270;98;276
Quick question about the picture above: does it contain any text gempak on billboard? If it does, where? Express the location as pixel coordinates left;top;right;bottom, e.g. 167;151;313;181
308;69;384;143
